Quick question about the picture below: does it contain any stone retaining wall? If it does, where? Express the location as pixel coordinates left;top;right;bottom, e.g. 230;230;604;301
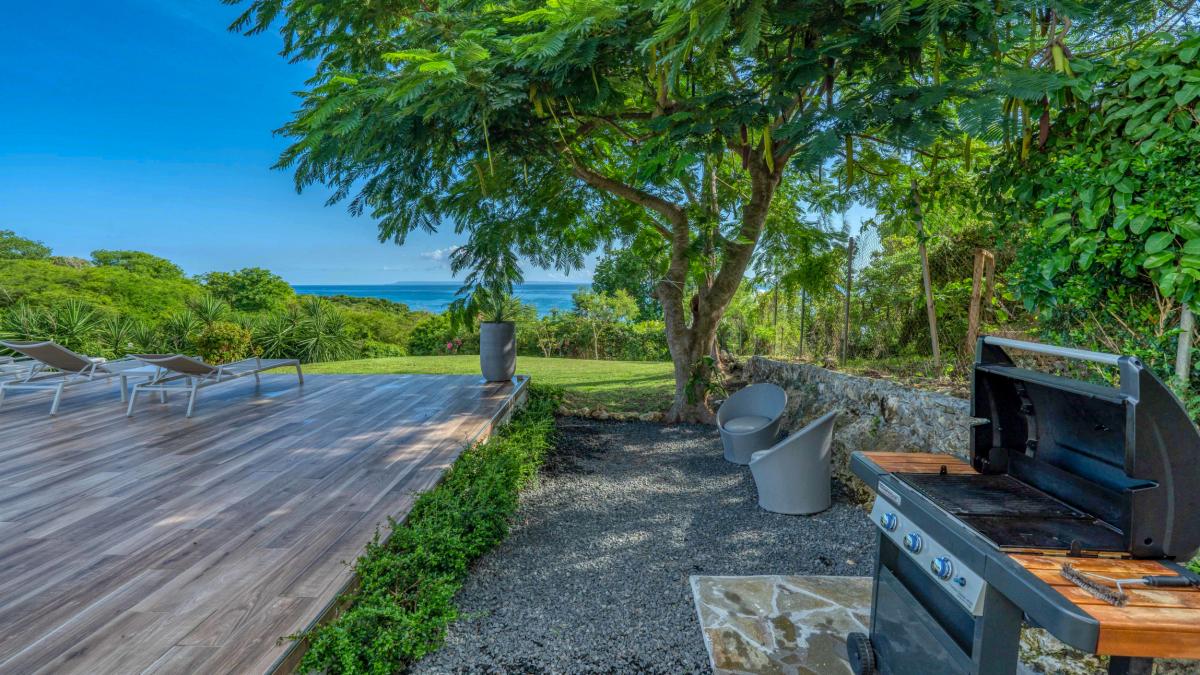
744;357;974;501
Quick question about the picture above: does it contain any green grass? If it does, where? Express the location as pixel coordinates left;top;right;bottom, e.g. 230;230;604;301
307;354;675;413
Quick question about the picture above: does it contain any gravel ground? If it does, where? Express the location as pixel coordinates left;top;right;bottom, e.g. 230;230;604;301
412;418;875;674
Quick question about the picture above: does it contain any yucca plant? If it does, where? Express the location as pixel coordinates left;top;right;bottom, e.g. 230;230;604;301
190;293;233;325
42;300;101;353
294;297;355;363
0;302;49;344
161;310;202;354
251;312;299;359
96;316;142;358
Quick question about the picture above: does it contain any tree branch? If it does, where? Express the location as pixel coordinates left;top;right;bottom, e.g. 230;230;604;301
569;160;680;239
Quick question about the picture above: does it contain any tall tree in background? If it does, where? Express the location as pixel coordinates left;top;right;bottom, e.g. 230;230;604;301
229;0;1159;420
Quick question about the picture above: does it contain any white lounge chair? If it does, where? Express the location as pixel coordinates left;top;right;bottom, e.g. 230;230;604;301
749;410;838;515
717;383;787;464
127;354;303;418
0;340;141;415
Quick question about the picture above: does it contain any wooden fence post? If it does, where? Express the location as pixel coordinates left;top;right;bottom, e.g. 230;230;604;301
965;249;996;356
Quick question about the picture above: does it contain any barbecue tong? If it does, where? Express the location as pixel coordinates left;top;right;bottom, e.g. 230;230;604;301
1060;563;1200;607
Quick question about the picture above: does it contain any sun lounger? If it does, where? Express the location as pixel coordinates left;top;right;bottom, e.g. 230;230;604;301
126;354;303;418
0;340;142;414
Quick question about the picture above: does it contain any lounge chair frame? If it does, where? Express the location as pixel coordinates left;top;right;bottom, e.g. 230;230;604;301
0;340;139;415
127;355;303;418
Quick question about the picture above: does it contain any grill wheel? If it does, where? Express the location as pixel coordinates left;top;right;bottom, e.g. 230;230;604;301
846;632;878;675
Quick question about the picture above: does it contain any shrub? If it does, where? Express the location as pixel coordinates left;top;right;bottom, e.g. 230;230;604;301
359;339;407;358
195;321;253;364
408;314;477;355
297;385;562;674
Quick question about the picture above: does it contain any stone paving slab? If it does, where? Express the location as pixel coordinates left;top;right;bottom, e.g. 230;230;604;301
690;575;872;675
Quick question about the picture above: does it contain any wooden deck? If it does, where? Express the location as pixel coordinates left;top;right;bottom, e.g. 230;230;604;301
0;373;526;674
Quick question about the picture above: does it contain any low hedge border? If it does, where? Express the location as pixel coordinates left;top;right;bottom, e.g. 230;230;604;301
295;384;562;674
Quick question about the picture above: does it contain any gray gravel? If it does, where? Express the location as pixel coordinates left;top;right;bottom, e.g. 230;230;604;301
412;417;875;674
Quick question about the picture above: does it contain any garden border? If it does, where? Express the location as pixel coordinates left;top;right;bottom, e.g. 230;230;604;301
267;375;531;674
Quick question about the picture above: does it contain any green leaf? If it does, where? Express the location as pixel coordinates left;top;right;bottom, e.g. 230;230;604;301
1144;251;1175;269
1049;223;1072;244
1181;46;1199;64
1175;84;1200;106
1145;231;1175;253
1130;213;1153;235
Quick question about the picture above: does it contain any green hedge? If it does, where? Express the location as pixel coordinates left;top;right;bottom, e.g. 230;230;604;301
297;384;561;674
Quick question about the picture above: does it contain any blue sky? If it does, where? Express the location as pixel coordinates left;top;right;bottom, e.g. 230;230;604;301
0;1;590;284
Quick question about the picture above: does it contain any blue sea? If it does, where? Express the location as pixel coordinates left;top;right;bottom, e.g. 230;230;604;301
293;282;589;316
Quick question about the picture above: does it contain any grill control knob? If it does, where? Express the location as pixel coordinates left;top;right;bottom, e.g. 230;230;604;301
903;533;923;553
879;513;899;531
931;556;954;580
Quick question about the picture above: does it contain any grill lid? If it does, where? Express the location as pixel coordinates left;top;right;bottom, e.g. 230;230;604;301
970;337;1200;560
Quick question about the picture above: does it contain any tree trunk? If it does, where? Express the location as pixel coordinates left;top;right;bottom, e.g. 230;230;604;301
658;166;781;423
572;147;781;424
1176;306;1194;388
911;180;942;372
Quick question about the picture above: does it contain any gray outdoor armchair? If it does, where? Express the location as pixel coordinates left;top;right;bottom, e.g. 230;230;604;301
749;410;838;515
717;383;787;464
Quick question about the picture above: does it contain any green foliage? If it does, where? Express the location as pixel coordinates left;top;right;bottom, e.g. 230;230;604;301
407;314;472;356
252;298;358;363
592;236;668;320
297;386;562;674
0;229;51;260
998;34;1200;311
0;259;202;323
0;300;103;355
195;320;254;364
448;285;525;331
190;293;234;325
200;267;295;313
161;310;203;354
90;249;184;279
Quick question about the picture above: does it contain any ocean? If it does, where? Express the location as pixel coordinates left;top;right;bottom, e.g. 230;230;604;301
293;282;589;316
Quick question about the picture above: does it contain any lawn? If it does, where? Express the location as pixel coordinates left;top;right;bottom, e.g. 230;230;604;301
307;355;675;413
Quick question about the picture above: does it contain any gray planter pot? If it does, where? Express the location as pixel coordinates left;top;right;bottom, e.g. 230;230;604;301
479;321;516;382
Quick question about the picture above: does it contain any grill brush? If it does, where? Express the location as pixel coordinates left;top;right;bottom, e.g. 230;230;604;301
1059;563;1200;607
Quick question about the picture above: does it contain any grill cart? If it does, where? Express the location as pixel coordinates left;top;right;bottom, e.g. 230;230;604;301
847;336;1200;675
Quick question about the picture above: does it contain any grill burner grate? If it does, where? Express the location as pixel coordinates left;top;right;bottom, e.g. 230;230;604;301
896;473;1086;519
896;472;1125;552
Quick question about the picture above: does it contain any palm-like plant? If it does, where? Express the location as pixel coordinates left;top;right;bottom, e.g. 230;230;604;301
42;300;101;353
0;302;48;343
295;297;355;363
96;316;141;358
449;285;521;331
190;293;233;325
161;310;202;354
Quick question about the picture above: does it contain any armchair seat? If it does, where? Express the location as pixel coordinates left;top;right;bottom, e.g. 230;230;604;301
722;415;772;434
749;411;838;515
716;383;787;464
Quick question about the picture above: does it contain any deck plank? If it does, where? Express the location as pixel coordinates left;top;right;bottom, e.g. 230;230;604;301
0;373;525;674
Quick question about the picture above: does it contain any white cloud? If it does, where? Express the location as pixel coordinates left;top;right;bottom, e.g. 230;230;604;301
420;247;460;263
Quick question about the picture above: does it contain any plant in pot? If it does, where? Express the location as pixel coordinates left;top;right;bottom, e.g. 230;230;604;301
450;285;520;382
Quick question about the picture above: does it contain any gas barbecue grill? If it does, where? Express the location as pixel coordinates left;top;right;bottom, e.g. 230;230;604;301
846;336;1200;675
